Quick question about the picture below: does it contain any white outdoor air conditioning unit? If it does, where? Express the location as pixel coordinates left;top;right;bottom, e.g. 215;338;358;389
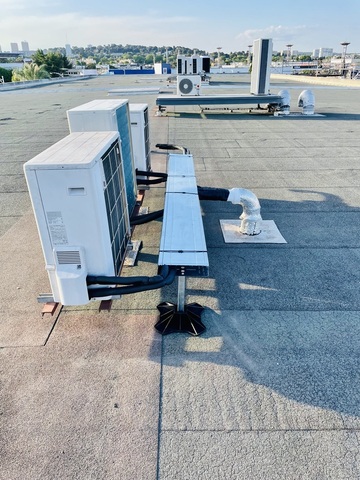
177;75;201;96
129;103;151;174
24;132;131;306
67;99;137;216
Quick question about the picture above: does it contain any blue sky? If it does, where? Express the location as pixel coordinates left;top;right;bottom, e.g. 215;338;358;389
1;0;359;54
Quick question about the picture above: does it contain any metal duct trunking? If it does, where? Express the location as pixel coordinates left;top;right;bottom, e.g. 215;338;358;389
67;99;137;216
24;132;131;305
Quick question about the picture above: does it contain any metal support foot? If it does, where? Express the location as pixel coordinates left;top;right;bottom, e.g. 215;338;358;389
155;277;206;336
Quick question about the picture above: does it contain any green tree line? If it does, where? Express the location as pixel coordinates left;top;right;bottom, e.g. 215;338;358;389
9;49;72;82
0;43;324;83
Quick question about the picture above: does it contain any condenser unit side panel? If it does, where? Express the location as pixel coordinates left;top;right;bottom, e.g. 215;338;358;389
23;167;60;301
67;105;137;217
129;106;151;173
115;104;137;215
129;115;145;171
34;166;115;276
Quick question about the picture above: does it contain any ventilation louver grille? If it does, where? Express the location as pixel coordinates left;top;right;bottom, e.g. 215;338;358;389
116;104;137;215
56;250;81;265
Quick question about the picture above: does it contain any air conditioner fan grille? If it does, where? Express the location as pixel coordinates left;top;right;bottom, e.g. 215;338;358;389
179;78;193;94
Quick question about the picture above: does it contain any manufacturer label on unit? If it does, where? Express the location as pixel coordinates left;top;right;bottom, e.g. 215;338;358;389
46;211;69;245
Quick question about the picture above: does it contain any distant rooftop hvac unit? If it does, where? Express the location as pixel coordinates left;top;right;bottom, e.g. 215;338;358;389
67;99;137;216
250;38;273;95
177;75;201;96
177;55;211;75
24;132;131;305
129;103;151;173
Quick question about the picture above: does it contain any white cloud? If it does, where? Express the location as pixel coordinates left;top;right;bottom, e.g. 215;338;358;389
236;25;311;50
0;12;197;49
0;0;58;11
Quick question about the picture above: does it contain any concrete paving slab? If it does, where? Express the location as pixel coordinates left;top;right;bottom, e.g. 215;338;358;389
0;162;25;175
0;174;27;193
0;213;53;347
255;187;360;212
161;310;360;428
159;430;360;480
225;145;356;158
184;248;360;311
158;308;360;477
0;311;162;480
0;216;19;237
200;155;360;172
0;193;31;217
196;169;360;189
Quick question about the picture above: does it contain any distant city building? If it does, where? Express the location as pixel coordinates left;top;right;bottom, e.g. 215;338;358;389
65;44;72;57
10;43;19;53
21;41;30;53
319;47;333;58
0;45;2;53
312;49;320;59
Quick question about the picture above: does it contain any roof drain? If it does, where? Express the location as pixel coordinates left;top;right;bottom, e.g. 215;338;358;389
198;186;262;235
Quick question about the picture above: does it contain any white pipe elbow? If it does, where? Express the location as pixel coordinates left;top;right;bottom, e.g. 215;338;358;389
298;89;315;115
278;89;291;114
227;188;262;235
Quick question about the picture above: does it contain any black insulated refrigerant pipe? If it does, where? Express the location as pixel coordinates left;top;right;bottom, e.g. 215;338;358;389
130;187;230;226
136;170;168;186
87;265;172;286
137;177;167;185
197;186;229;202
87;266;176;299
155;143;190;155
136;170;168;179
130;209;164;226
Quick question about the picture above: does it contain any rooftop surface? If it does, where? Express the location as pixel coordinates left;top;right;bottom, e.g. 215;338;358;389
1;73;360;479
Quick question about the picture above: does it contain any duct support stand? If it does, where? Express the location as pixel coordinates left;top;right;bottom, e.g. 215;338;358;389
155;276;206;336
